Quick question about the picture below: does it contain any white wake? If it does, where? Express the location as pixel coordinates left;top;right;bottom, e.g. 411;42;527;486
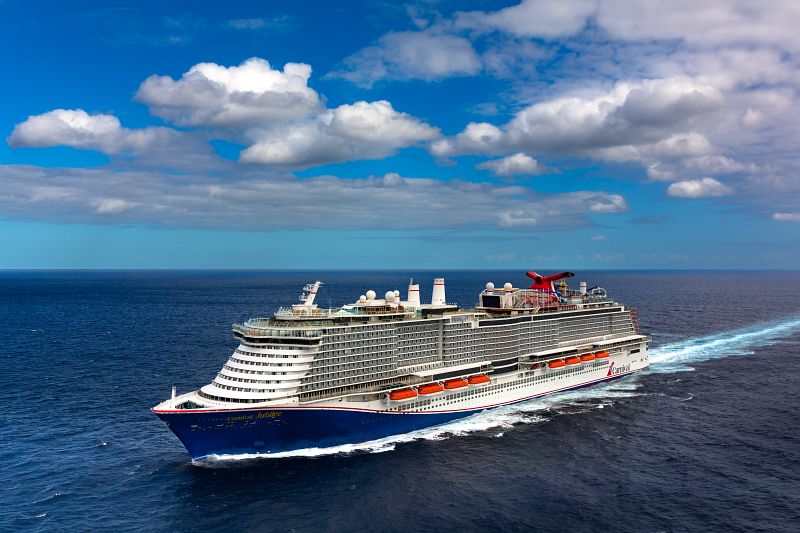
647;314;800;373
195;315;800;464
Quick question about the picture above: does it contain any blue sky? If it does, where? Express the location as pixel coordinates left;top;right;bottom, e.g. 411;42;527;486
1;0;799;269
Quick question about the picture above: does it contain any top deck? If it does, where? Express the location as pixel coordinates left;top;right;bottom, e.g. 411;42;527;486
232;277;618;337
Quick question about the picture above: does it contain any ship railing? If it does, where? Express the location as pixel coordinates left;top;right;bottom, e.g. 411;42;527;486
247;315;326;326
533;299;613;313
232;323;323;338
481;288;609;301
274;306;415;319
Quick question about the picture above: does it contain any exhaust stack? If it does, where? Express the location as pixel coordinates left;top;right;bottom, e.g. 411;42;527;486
431;277;446;306
407;280;421;306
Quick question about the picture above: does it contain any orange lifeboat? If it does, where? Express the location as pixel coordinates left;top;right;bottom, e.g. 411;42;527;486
565;356;581;365
548;359;566;369
594;351;610;359
418;383;445;395
468;375;491;385
389;388;417;401
580;353;596;362
444;379;469;390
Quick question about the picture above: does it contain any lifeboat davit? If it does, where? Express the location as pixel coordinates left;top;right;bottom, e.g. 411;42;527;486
565;356;581;365
548;359;566;369
418;383;445;395
468;375;491;385
389;388;417;401
444;379;469;390
580;353;596;362
594;351;610;359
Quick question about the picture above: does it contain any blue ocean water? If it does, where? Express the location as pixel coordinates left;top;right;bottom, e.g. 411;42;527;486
1;270;800;532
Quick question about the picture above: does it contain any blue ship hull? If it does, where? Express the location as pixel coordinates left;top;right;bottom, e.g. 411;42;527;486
156;406;469;459
155;373;631;459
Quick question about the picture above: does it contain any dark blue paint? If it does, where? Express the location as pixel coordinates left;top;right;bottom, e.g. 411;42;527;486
158;373;633;458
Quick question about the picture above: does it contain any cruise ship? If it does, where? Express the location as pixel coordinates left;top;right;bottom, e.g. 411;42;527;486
153;271;649;459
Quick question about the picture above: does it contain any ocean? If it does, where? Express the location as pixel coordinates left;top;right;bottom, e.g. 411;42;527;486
1;270;799;532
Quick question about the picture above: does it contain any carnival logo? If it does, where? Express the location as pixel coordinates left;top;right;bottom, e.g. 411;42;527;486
608;361;631;376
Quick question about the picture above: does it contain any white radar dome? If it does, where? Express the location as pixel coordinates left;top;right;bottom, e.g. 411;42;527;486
385;291;396;302
366;290;376;300
486;282;495;291
359;295;366;302
394;290;400;298
504;282;513;291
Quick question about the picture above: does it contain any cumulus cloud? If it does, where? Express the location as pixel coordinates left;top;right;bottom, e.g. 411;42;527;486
476;153;542;176
132;58;441;168
0;165;628;231
10;57;444;170
430;122;503;157
240;100;440;167
432;78;722;163
330;30;481;87
592;133;715;166
8;109;191;156
319;0;800;215
772;212;800;223
135;57;321;127
667;177;733;198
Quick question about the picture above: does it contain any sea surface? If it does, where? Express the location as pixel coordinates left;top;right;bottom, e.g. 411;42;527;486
1;270;799;532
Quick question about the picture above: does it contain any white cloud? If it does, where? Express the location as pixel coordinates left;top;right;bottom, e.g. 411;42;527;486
10;58;443;170
240;100;439;167
0;165;627;231
135;57;321;127
455;0;800;52
591;133;715;165
433;78;722;163
132;58;442;168
8;109;186;155
587;194;627;212
90;198;135;214
772;212;800;223
477;152;541;176
590;234;606;241
498;211;537;227
330;30;481;87
667;177;733;198
596;0;800;52
456;0;596;38
431;122;503;157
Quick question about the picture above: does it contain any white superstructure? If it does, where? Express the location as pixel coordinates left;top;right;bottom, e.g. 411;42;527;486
157;272;649;416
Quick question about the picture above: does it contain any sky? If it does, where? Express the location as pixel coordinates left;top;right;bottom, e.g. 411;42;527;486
1;0;799;269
